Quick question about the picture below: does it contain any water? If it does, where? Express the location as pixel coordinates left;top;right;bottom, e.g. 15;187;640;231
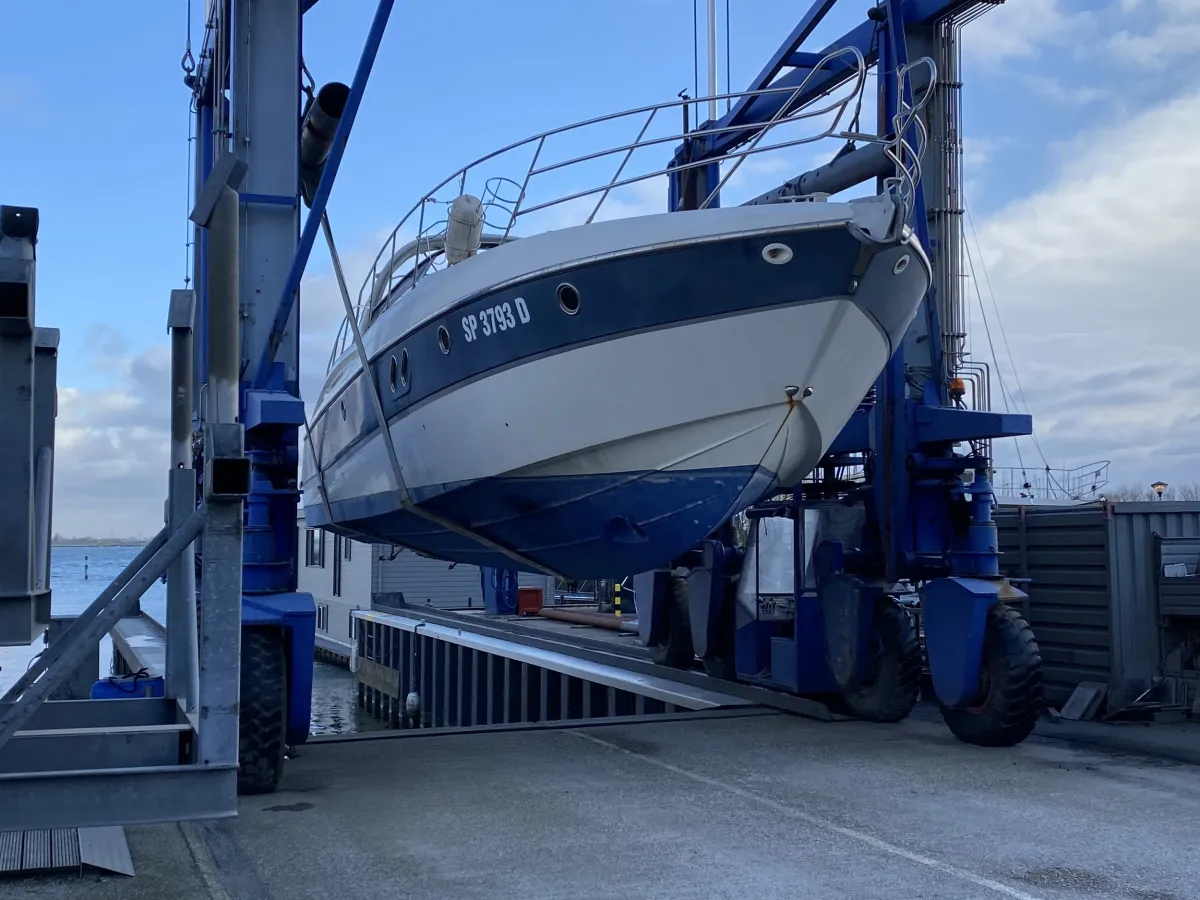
0;545;366;735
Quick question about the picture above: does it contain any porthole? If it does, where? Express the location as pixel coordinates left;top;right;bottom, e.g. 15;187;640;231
762;242;793;265
388;356;398;392
892;254;911;275
399;348;410;386
437;325;451;354
557;282;581;315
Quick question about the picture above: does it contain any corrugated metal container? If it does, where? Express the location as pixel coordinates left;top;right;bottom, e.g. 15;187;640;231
371;548;556;612
995;501;1200;708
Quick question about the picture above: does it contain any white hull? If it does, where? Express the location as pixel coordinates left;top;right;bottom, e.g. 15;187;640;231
313;297;887;511
303;197;930;576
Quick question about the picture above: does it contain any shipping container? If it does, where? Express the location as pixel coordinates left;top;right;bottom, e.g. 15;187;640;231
995;501;1200;710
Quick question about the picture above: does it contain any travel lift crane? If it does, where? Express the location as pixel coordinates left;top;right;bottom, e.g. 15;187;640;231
0;1;398;832
638;0;1046;747
185;0;397;794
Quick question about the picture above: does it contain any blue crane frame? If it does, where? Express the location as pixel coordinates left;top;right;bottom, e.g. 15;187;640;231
187;0;397;750
664;0;1035;710
185;0;1031;755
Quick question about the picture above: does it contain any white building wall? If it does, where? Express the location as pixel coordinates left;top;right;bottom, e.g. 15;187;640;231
296;512;373;658
297;514;562;651
373;547;557;610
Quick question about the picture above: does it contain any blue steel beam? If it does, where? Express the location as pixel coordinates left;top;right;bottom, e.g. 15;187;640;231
694;20;879;160
881;0;942;390
722;0;840;130
689;0;987;161
251;0;396;390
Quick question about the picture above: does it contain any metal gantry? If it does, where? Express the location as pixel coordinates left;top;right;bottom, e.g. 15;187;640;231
0;0;398;830
0;197;248;829
640;0;1047;747
0;0;1041;834
670;0;1031;581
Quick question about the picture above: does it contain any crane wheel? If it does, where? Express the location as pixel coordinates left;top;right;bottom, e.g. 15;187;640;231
701;579;738;681
238;626;289;795
648;575;695;670
839;595;922;723
940;604;1044;747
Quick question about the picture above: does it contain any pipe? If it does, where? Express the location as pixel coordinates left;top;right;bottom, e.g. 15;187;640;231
205;185;238;425
300;82;350;207
538;607;639;634
706;0;719;122
166;305;199;712
170;321;194;466
32;446;52;593
742;141;893;205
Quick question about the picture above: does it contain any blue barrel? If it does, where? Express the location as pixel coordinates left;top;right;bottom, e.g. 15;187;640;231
481;567;519;616
91;672;166;699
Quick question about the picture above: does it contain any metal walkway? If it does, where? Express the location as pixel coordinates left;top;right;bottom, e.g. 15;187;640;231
333;605;836;739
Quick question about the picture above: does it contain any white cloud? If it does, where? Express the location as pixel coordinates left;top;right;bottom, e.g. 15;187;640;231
1020;74;1105;107
971;86;1200;485
963;135;1005;170
51;333;171;539
962;0;1092;62
47;233;393;538
1109;0;1200;67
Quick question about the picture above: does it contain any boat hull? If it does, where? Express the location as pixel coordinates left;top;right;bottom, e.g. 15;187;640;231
303;200;930;577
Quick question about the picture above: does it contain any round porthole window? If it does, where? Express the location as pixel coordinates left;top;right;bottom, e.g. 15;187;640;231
437;326;451;355
388;356;398;393
893;254;911;275
399;348;410;386
557;283;581;315
762;242;793;265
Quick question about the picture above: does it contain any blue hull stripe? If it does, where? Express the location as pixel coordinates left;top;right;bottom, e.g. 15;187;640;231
310;224;870;478
304;466;778;577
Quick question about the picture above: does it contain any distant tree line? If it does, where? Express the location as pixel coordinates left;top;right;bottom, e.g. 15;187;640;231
1102;482;1200;501
51;534;149;546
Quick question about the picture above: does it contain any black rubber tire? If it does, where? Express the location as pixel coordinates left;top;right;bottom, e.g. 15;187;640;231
839;596;922;723
701;581;737;681
701;653;737;680
940;604;1044;748
238;626;289;795
648;575;695;670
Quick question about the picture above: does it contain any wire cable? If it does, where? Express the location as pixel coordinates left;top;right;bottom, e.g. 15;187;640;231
725;0;732;114
693;0;700;125
961;222;1024;473
964;205;1070;496
182;0;196;288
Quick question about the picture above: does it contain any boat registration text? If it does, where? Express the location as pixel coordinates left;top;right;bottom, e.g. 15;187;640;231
462;297;532;343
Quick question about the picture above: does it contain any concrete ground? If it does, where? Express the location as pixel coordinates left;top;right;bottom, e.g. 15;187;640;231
3;711;1198;900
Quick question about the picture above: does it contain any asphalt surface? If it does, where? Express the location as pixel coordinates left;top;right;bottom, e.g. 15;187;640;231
2;711;1197;899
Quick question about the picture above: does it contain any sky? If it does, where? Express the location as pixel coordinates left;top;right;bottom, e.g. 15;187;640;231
1;0;1197;537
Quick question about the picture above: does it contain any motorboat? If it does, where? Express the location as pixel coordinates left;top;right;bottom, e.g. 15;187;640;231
302;57;934;578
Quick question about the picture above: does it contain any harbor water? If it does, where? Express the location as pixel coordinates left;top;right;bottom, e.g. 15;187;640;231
0;545;366;735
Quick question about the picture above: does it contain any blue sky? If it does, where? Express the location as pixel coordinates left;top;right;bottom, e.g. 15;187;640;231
2;0;1198;534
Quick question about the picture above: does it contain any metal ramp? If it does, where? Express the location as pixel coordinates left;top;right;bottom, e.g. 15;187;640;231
326;606;834;744
0;826;133;878
351;608;755;731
